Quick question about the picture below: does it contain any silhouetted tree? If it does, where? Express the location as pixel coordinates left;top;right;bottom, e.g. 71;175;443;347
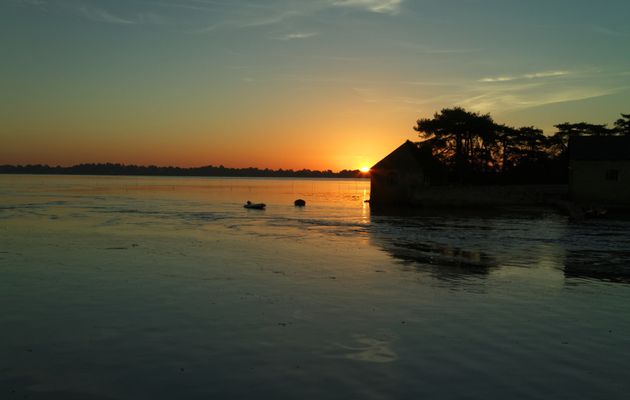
414;107;496;181
495;125;547;168
411;108;630;184
514;126;549;162
495;123;518;173
492;124;560;183
550;122;614;156
614;113;630;135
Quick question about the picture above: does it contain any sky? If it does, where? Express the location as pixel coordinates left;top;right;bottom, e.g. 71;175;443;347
2;0;630;170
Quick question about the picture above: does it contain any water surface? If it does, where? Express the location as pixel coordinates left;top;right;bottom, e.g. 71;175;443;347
1;175;629;399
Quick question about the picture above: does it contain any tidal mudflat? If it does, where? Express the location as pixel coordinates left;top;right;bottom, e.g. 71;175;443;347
1;175;629;399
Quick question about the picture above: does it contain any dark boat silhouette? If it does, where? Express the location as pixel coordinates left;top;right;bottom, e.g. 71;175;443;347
244;201;266;210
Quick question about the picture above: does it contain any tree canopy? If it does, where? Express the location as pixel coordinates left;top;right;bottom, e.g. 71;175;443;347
413;108;627;184
614;113;630;135
414;107;496;181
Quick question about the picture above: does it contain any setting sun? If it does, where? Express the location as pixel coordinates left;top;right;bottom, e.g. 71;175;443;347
360;166;370;173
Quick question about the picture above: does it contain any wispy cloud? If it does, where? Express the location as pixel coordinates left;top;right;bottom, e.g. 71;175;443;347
348;67;626;116
79;6;136;25
17;0;45;6
237;10;298;28
401;80;463;87
397;42;482;55
27;0;402;35
454;70;625;112
14;0;165;25
150;0;221;13
274;32;319;40
189;23;220;34
190;9;301;34
332;0;403;15
459;86;623;113
310;54;362;62
479;70;570;83
591;25;629;38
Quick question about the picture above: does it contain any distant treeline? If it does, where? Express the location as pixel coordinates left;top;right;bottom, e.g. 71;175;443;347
415;108;630;184
0;163;367;179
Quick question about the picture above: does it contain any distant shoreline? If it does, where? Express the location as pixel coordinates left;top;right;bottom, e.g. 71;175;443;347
0;164;369;179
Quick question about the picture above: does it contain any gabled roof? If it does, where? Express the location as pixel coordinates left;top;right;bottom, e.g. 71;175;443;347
371;140;429;170
570;136;630;161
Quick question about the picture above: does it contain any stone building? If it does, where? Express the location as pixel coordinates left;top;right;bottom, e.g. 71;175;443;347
569;136;630;204
369;140;446;206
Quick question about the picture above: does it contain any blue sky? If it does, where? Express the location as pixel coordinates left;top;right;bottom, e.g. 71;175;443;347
2;0;630;168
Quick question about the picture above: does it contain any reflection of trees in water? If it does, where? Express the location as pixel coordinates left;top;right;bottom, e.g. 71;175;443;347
564;250;630;284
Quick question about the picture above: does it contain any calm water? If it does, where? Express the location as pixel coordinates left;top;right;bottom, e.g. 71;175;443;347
1;175;629;399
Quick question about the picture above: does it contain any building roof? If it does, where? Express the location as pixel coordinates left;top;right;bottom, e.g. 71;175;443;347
570;136;630;161
371;140;429;170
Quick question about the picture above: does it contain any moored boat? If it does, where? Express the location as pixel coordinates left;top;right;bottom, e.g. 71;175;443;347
244;201;266;210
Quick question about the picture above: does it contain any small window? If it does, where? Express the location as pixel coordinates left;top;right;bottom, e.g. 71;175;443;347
605;169;619;181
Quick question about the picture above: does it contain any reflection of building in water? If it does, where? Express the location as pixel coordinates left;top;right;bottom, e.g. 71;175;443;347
569;136;630;204
368;206;630;286
386;241;497;276
368;209;499;283
564;250;630;284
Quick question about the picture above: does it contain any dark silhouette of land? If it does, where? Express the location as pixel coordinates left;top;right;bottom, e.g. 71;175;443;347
0;163;367;179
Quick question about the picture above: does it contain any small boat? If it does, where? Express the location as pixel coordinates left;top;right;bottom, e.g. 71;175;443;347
244;201;266;210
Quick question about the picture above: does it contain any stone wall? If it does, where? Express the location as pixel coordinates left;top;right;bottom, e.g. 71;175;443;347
570;160;630;204
409;185;568;207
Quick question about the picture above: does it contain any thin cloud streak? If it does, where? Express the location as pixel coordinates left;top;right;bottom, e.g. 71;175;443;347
16;0;405;34
479;70;570;83
591;25;629;37
274;32;319;40
237;10;299;28
79;6;136;25
17;0;46;6
349;69;625;115
189;9;301;34
331;0;403;15
460;87;623;113
15;0;169;25
310;55;363;62
394;41;482;56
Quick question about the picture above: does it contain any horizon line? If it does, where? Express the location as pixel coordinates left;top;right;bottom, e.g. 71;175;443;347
0;163;371;178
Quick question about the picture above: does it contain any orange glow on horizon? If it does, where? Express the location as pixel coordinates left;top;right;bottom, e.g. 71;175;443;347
1;100;419;171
